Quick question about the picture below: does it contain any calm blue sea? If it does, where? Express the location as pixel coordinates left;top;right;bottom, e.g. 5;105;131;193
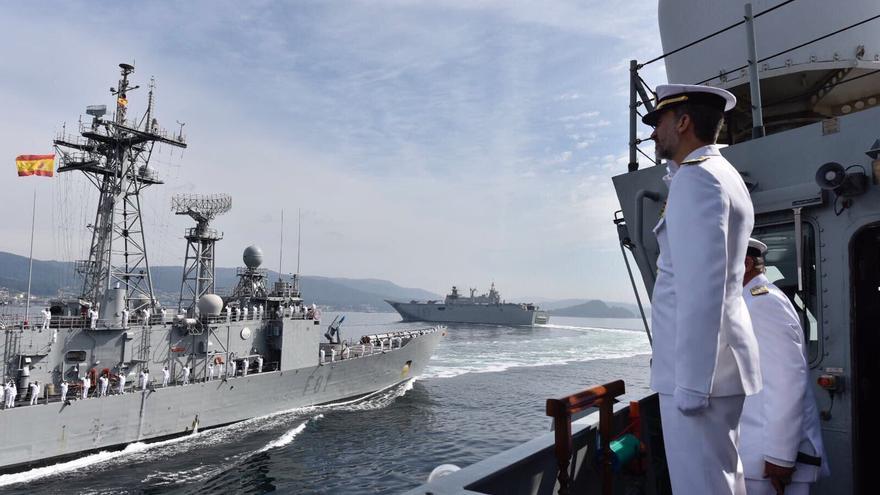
0;312;652;494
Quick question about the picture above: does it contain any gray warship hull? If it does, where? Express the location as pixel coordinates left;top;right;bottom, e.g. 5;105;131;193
0;319;442;472
386;300;549;326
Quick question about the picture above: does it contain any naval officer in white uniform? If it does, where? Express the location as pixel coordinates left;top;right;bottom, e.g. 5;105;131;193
740;238;828;494
645;84;762;494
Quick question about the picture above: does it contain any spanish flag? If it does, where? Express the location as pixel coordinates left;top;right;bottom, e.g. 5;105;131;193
15;154;55;177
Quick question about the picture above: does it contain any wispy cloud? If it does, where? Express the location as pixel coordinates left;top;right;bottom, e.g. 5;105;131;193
0;0;663;301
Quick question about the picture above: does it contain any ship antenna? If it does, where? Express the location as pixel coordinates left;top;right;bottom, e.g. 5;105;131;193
296;208;302;276
278;209;284;279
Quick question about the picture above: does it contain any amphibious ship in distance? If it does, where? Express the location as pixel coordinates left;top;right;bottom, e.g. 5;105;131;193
386;284;549;326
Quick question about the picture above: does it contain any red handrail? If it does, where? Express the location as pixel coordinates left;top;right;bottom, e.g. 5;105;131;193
546;380;626;495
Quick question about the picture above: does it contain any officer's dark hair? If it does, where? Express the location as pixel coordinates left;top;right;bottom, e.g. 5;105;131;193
673;103;724;143
748;254;766;274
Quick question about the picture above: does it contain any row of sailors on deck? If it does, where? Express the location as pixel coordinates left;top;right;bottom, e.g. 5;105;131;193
40;302;321;330
223;305;265;322
2;355;265;408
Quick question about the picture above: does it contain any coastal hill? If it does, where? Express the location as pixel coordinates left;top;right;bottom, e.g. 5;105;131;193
548;300;636;318
0;251;439;311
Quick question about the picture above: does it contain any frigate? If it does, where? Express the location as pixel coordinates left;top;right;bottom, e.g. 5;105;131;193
0;63;443;473
409;1;879;494
386;283;549;326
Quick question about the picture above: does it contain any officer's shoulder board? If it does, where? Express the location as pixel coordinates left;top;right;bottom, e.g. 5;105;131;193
750;285;770;296
680;156;710;166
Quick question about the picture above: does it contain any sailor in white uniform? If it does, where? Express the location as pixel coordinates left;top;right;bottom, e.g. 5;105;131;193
740;238;829;495
162;366;170;387
229;359;237;378
256;355;263;373
29;381;39;405
208;361;215;381
139;369;149;390
60;380;69;402
89;308;98;329
182;365;190;385
4;382;12;408
121;308;130;328
645;84;762;495
41;308;51;330
118;372;127;395
98;374;109;397
242;358;249;377
81;375;91;399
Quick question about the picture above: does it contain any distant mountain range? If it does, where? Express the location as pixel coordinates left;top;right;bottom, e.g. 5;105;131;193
0;251;639;317
547;300;636;318
0;251;439;311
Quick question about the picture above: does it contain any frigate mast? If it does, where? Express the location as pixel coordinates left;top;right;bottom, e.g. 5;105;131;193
53;62;187;319
172;193;232;315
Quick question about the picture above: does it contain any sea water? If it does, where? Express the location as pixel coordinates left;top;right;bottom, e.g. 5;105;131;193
0;312;651;494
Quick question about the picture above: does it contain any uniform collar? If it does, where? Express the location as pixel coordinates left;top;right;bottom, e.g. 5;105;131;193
682;144;720;163
662;145;720;188
744;273;770;293
662;160;679;188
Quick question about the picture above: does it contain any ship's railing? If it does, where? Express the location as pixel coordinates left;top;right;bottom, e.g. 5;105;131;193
201;310;317;325
546;380;626;495
318;327;440;364
0;314;180;331
0;309;328;329
627;2;880;173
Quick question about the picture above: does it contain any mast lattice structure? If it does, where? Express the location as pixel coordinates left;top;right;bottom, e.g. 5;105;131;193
53;62;187;315
172;194;232;314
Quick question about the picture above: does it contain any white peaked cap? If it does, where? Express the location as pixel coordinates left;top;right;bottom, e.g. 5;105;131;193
643;84;737;125
748;237;768;256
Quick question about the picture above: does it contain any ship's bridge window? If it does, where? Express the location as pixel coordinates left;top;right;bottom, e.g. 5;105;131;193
65;350;88;362
752;222;820;364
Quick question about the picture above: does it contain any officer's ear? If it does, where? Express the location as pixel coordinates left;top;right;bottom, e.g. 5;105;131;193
675;112;691;135
744;256;754;272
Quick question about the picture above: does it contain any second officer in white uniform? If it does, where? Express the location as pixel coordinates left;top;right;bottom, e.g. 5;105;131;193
741;238;828;494
645;84;762;494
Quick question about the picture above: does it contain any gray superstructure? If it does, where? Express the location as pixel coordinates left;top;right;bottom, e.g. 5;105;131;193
0;63;443;473
386;284;549;326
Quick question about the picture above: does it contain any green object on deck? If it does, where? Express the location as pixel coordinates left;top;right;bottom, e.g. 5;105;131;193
609;433;640;468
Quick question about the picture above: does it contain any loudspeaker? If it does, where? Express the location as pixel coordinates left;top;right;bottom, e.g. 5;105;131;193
815;162;846;190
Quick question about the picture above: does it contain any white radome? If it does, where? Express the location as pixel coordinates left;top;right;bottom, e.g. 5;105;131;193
197;294;224;316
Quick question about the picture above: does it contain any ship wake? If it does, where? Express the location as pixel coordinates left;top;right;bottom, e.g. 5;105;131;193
0;379;418;488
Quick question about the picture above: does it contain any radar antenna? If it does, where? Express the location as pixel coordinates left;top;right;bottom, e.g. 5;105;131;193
172;193;232;315
53;62;188;322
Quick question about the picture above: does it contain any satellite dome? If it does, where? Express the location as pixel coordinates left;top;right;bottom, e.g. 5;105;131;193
197;294;223;316
243;245;263;268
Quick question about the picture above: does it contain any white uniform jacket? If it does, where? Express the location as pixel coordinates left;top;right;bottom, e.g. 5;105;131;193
650;145;761;397
740;274;829;481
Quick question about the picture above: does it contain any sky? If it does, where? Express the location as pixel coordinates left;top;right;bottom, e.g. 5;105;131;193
0;0;667;302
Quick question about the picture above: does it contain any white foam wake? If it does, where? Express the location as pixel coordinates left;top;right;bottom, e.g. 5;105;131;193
422;351;650;379
0;430;200;488
255;414;323;454
0;379;419;488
